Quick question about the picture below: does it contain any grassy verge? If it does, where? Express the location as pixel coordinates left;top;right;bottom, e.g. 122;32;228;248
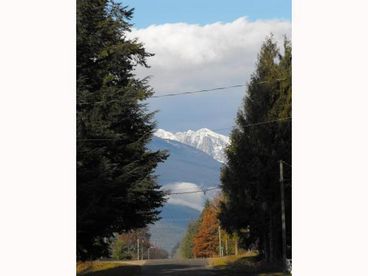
208;251;258;267
208;252;291;275
77;261;141;276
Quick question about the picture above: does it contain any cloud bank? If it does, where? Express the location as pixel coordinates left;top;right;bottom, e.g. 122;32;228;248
129;17;291;94
163;182;218;211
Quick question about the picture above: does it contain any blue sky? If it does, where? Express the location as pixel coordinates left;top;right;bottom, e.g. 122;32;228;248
123;0;291;135
121;0;291;28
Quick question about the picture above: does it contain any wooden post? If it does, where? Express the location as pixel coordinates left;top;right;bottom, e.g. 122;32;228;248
218;225;222;257
280;160;287;269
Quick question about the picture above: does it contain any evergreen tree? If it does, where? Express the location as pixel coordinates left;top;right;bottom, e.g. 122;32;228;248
179;219;201;259
77;0;167;260
219;36;291;263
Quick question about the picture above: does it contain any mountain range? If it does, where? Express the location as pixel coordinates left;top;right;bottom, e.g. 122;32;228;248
154;128;230;163
147;129;229;254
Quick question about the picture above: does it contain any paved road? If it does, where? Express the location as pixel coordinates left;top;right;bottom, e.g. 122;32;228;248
83;259;283;275
140;258;223;276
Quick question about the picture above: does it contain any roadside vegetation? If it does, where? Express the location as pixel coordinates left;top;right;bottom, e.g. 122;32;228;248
77;261;139;275
209;252;291;275
179;36;292;272
219;35;292;268
178;197;239;259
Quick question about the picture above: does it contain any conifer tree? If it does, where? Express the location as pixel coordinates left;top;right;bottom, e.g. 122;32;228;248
179;219;201;259
192;201;220;258
77;0;167;260
219;36;291;263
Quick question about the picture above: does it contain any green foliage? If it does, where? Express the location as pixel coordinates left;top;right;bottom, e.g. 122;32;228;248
110;228;150;260
179;197;238;258
111;238;126;260
219;35;292;262
179;219;201;258
171;242;180;258
77;0;168;260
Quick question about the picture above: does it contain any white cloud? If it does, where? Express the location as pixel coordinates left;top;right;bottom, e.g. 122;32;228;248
163;182;211;211
128;17;291;94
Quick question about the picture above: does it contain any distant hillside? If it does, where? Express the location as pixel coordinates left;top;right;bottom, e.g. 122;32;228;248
148;136;223;253
150;136;222;186
149;204;200;253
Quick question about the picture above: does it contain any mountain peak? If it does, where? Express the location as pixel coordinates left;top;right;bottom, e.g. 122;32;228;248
155;129;178;141
154;128;230;163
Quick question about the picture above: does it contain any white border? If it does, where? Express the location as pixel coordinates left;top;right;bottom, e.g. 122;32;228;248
293;0;368;275
1;0;368;275
0;1;75;275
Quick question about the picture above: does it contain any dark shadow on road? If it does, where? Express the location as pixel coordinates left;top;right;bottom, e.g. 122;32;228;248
81;265;141;276
141;263;266;275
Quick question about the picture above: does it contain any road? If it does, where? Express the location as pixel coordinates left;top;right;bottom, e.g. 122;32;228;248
83;258;284;275
140;258;222;276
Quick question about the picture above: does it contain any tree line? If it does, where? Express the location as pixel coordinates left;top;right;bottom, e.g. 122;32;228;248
110;227;169;260
178;197;240;258
219;36;292;265
179;36;291;267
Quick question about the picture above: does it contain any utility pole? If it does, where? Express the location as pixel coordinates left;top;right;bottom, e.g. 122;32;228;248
225;235;228;256
137;238;140;260
141;240;144;260
218;225;222;257
280;160;287;270
235;236;238;256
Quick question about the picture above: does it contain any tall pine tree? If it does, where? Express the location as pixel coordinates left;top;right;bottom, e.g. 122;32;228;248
219;36;291;263
77;0;167;260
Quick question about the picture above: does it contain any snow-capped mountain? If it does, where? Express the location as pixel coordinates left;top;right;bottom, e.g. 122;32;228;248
154;128;230;163
148;136;222;252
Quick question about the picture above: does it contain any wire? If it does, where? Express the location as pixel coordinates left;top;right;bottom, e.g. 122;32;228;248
167;187;220;195
77;117;291;141
210;117;291;133
151;84;246;98
150;79;286;99
78;78;287;105
159;218;199;221
241;117;291;128
111;186;221;201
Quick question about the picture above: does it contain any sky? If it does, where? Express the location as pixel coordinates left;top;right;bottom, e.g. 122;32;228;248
121;0;291;28
121;0;291;135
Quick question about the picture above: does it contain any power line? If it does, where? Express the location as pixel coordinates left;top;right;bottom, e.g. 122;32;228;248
167;187;220;195
78;79;287;105
211;117;291;133
151;79;286;99
241;117;291;128
78;83;246;106
77;117;291;141
151;84;246;98
111;186;221;200
158;218;199;221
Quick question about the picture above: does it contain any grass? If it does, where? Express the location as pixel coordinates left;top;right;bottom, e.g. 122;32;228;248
208;250;258;267
208;251;291;275
77;260;141;276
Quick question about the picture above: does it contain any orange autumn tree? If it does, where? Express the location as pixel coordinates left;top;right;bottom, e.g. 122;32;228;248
192;200;220;257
